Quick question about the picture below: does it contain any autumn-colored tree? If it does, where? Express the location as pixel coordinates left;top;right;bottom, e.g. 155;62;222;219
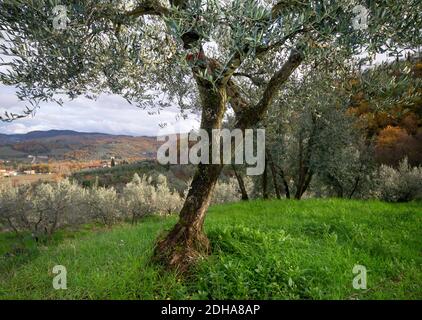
375;126;422;166
349;58;422;130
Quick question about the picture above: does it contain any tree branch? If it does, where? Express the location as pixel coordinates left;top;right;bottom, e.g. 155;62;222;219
233;72;266;86
226;78;250;115
0;105;37;123
217;0;311;85
235;47;304;128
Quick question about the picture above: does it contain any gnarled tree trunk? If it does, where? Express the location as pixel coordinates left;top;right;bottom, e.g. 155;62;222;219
153;82;226;271
153;162;223;271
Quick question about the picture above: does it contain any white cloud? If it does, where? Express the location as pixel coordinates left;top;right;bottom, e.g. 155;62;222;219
0;85;200;136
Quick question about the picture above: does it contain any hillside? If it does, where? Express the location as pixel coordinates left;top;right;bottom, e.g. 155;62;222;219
0;130;159;161
1;199;421;300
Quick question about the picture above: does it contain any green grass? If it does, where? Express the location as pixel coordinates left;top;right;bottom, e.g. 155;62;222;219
0;199;421;299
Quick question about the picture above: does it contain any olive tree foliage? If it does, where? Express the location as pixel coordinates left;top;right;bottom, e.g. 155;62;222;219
1;0;420;268
375;157;422;202
86;185;122;227
0;179;88;239
0;174;186;237
314;139;378;199
211;176;254;204
0;0;419;120
263;64;361;199
0;183;33;234
123;173;184;224
353;54;422;117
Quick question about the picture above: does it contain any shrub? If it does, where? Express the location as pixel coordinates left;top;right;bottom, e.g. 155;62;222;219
122;174;183;223
211;177;254;204
0;179;87;239
87;186;121;227
377;158;422;202
0;182;32;234
153;174;184;215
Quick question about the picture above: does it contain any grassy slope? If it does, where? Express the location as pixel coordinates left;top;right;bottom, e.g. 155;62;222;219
0;199;421;300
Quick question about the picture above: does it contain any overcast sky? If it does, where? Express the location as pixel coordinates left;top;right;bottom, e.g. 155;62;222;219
0;84;200;136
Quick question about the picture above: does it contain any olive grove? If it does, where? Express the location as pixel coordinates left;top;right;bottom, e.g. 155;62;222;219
1;0;421;270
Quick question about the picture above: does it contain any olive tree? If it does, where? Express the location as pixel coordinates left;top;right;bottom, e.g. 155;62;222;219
123;173;184;224
1;0;420;270
264;63;358;199
0;179;87;239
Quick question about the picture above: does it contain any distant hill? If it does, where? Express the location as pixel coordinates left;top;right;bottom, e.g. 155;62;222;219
0;130;159;161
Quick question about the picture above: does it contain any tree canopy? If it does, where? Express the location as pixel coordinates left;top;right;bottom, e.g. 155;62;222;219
1;0;420;121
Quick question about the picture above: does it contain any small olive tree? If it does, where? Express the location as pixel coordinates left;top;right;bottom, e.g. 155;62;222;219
377;158;422;202
87;186;121;226
264;63;356;199
0;179;87;239
0;182;32;235
123;173;184;223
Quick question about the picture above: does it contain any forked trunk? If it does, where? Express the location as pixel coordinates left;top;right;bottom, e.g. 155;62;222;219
153;48;303;271
294;170;313;200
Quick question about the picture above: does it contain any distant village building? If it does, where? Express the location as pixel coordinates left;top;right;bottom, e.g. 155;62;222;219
2;171;18;177
101;160;110;168
23;170;36;175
